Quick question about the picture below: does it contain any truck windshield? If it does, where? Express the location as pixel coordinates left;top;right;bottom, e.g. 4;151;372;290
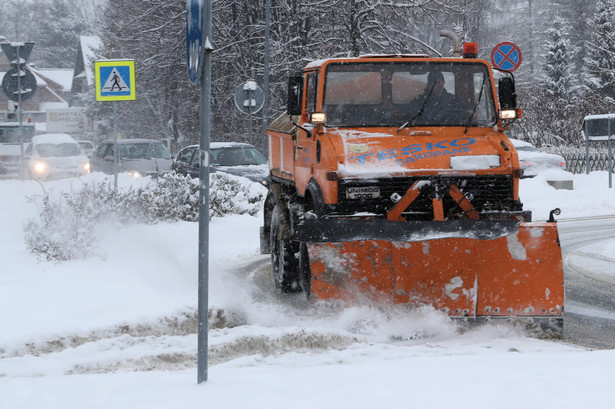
0;124;35;144
323;62;497;128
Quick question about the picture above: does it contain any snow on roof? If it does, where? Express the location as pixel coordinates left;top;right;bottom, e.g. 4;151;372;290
100;138;164;144
31;70;47;87
583;114;615;120
0;69;67;104
210;142;256;149
32;133;78;144
80;36;102;86
33;69;74;91
39;101;69;111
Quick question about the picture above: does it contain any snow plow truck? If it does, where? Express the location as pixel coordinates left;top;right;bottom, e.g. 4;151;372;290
260;38;564;335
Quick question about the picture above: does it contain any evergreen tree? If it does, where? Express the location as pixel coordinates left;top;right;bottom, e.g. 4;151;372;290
542;16;572;97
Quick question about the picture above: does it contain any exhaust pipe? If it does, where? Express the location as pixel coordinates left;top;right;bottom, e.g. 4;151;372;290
440;30;460;57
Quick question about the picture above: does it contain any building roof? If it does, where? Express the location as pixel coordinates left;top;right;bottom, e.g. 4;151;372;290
79;36;102;87
33;68;74;91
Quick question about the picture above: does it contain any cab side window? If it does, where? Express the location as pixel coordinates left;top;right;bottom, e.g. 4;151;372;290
306;72;318;114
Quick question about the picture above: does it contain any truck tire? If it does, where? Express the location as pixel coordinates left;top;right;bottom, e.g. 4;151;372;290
270;205;300;293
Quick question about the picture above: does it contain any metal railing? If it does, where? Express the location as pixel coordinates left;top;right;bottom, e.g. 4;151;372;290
563;153;612;174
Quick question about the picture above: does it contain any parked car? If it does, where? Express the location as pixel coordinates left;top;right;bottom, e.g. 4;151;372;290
90;139;172;177
77;140;96;157
172;142;269;184
23;133;90;180
509;138;566;178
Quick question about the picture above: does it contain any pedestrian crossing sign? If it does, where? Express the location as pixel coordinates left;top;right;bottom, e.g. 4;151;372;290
94;59;136;101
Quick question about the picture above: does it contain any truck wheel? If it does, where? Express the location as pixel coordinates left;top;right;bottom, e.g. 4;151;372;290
270;205;300;293
298;241;311;300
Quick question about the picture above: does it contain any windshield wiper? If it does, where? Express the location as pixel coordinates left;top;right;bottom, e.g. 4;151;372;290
398;83;437;133
464;74;486;134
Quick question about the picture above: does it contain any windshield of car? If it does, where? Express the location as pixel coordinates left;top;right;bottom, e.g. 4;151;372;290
35;143;82;157
118;142;172;160
323;61;496;127
210;147;267;166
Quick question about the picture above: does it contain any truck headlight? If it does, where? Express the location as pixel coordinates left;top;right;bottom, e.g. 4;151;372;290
450;155;500;170
83;162;91;172
311;112;327;123
499;109;522;120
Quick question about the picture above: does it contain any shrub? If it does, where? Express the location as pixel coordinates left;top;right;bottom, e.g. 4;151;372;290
24;172;267;260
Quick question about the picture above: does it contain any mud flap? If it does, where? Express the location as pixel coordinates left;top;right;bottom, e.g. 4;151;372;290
306;222;564;319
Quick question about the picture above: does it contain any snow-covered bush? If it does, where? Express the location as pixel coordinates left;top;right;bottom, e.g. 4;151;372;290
25;191;99;261
24;172;267;260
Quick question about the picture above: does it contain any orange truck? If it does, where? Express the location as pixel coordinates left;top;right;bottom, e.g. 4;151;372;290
261;40;564;335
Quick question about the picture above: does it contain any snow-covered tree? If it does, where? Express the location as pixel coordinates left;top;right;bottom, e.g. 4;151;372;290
0;0;42;45
541;16;572;97
585;0;615;98
31;0;93;68
98;0;198;150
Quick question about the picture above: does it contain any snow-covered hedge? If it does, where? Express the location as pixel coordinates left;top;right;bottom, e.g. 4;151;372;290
25;172;267;261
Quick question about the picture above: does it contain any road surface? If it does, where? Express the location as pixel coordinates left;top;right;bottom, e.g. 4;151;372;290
558;217;615;349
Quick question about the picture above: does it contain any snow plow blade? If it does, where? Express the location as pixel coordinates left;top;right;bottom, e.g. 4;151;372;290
302;221;564;322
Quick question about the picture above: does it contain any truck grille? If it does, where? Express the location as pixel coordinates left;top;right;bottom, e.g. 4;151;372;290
336;175;517;218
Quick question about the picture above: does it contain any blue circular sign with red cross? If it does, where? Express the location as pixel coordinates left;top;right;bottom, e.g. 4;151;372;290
491;42;522;72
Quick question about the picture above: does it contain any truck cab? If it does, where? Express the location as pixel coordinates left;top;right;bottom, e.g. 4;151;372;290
267;45;524;221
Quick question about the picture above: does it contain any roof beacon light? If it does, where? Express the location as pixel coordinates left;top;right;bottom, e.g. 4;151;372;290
463;42;478;58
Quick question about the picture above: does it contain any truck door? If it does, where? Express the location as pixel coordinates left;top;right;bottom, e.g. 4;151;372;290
294;71;318;194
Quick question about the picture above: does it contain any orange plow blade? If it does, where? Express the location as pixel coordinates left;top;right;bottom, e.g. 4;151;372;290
306;222;564;320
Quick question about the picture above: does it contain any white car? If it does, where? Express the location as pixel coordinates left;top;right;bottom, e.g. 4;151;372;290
24;133;90;180
509;138;566;178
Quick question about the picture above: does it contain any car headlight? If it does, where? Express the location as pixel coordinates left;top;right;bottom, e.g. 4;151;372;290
127;171;142;178
32;161;48;174
83;162;91;172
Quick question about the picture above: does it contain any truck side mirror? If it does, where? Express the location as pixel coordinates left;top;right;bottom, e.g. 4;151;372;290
498;77;517;109
287;76;303;116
